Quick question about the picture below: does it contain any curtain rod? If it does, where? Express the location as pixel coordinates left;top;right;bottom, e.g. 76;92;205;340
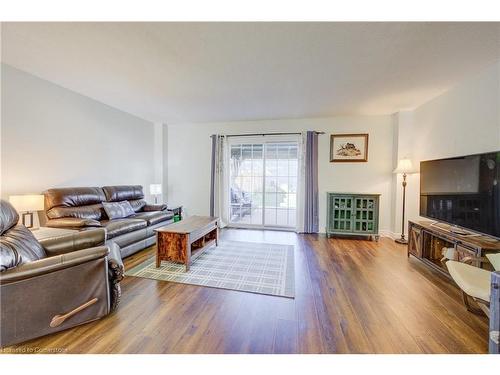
212;131;325;138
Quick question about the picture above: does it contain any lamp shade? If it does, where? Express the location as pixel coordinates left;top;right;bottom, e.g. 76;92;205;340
9;194;44;212
393;158;417;174
149;184;162;195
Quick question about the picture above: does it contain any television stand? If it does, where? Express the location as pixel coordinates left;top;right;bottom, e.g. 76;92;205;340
429;221;473;236
450;227;472;236
408;220;500;277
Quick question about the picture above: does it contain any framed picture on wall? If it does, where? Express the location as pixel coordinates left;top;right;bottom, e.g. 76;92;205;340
330;133;369;162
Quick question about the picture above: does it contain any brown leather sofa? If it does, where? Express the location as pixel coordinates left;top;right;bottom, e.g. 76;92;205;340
0;200;123;347
44;185;174;258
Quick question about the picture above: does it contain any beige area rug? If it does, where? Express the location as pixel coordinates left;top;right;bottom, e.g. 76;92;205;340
125;240;295;298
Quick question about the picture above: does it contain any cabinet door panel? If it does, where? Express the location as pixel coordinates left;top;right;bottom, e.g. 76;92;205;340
456;244;480;267
408;226;422;257
327;195;337;232
331;196;354;232
353;197;377;234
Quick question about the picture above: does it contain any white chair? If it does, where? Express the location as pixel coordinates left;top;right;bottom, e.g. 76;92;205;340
446;253;500;317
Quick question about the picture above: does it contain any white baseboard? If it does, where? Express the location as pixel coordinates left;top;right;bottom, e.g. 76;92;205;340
318;229;398;239
379;230;398;239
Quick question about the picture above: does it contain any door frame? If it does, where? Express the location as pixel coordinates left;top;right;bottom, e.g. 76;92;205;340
226;134;301;230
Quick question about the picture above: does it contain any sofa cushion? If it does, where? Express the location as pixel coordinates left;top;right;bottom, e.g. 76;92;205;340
0;200;19;236
46;217;102;228
128;199;147;212
106;228;149;249
143;204;168;212
1;225;47;272
100;219;147;239
44;187;106;220
102;201;135;220
1;200;47;272
102;185;144;202
46;204;106;221
130;211;174;226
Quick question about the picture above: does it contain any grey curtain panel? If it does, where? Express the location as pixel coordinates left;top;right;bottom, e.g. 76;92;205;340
209;134;218;217
304;131;319;233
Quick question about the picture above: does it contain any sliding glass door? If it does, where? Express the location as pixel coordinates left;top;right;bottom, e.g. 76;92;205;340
228;137;299;229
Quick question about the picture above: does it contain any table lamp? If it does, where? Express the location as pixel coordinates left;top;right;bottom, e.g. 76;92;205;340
9;194;44;228
149;184;162;204
393;158;417;244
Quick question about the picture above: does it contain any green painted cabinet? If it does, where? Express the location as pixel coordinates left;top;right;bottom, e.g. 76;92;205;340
326;193;380;241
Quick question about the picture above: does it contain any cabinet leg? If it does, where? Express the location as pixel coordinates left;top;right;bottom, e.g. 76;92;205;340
184;236;190;273
156;233;160;267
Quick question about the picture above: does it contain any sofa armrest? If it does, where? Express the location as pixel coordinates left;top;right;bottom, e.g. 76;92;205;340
40;228;106;256
167;205;182;217
107;242;124;312
142;204;168;212
0;246;109;284
107;242;124;270
46;217;102;229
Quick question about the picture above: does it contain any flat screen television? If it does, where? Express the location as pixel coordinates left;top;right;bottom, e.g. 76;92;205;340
420;151;500;238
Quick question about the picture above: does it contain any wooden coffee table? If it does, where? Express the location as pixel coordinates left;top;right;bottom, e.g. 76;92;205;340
155;215;219;271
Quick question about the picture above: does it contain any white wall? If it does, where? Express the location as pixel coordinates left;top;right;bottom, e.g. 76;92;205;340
167;116;395;234
394;60;500;232
1;64;157;205
5;58;496;237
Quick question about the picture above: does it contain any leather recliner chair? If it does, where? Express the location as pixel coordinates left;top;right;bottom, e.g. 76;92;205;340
0;199;124;347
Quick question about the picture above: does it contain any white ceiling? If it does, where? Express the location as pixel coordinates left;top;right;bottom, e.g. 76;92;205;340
2;22;500;124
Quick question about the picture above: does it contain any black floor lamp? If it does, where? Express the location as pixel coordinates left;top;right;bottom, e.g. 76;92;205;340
393;158;416;244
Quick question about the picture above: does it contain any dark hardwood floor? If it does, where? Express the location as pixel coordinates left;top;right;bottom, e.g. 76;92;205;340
4;229;489;353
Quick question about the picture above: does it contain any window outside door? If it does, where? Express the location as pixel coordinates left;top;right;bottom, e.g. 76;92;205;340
228;137;299;229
